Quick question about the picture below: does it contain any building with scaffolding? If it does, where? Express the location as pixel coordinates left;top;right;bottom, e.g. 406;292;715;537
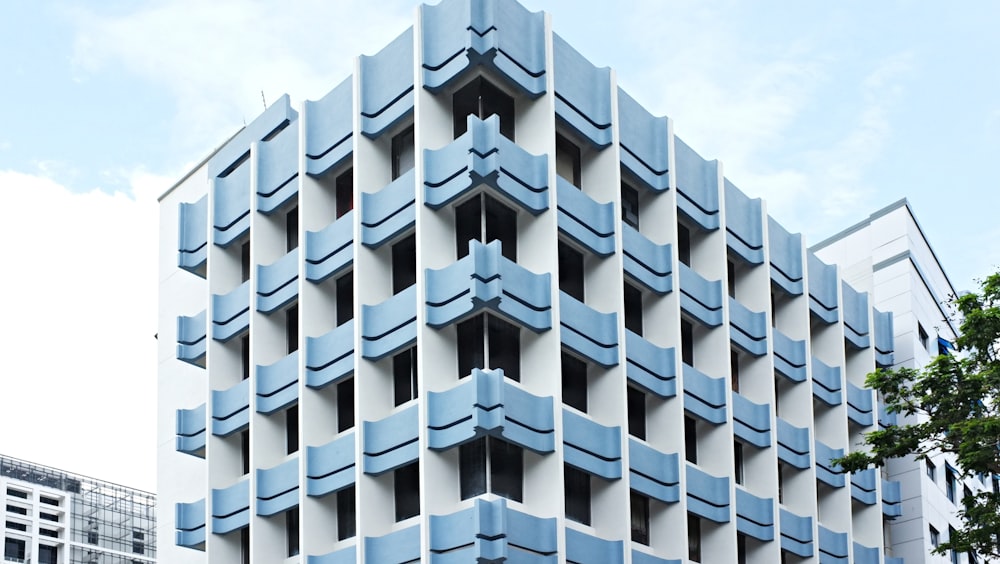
2;454;156;564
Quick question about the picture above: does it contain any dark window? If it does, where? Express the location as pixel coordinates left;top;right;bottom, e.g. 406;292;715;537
737;533;748;564
392;234;416;294
133;541;145;554
456;194;517;261
241;240;251;283
685;416;697;463
930;525;940;547
630;491;650;545
556;133;581;187
624;283;643;335
564;465;591;525
286;206;299;252
459;437;524;502
391;126;415;180
677;223;691;266
4;490;26;500
337;378;354;433
88;528;98;544
681;319;694;365
4;538;25;561
926;459;937;482
241;526;250;564
39;528;58;538
336;272;354;326
40;496;59;507
734;441;744;485
241;430;250;475
286;405;299;455
561;351;588;412
335;168;354;219
39;512;58;522
918;323;929;350
457;314;520;381
731;350;740;393
5;505;25;516
5;522;26;532
453;77;515;140
337;486;356;540
777;462;785;504
558;241;585;301
394;462;420;521
628;387;646;440
621;181;640;229
286;509;299;557
241;335;250;380
728;260;736;298
393;347;419;406
963;485;973;511
688;514;702;562
37;545;57;564
286;304;299;354
946;468;957;502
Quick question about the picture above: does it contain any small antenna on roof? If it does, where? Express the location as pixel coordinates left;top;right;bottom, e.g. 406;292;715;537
261;90;267;110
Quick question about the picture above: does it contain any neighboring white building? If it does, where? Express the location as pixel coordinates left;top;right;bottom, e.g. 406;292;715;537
2;454;156;564
157;0;907;562
814;199;994;564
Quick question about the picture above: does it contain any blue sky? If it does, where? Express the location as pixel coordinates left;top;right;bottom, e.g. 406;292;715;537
1;0;997;490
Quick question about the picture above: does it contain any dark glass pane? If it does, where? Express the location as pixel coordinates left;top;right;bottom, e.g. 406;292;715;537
485;195;517;261
336;273;353;326
391;234;416;294
457;315;485;378
391;126;415;180
731;350;740;393
394;462;420;521
630;491;650;545
393;347;418;406
734;441;744;485
337;486;356;540
455;196;482;259
624;283;643;336
555;133;581;187
286;206;299;252
490;438;523;502
286;508;300;557
335;168;354;219
558;241;585;301
241;335;250;380
681;319;694;366
453;77;515;140
564;465;591;525
685;416;697;464
561;351;588;412
337;378;354;433
621;182;640;229
286;405;299;455
677;223;691;266
488;315;520;382
688;514;701;562
241;240;251;283
459;438;487;500
728;259;736;298
286;305;299;354
241;430;250;475
241;527;250;564
628;387;646;440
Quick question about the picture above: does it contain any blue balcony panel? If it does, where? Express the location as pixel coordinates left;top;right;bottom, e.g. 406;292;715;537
622;224;673;295
256;458;299;516
175;498;206;549
306;432;356;498
776;418;811;470
563;410;622;480
773;328;806;383
256;122;299;215
178;196;208;275
874;308;894;367
212;163;251;248
732;392;771;448
553;34;612;148
305;211;354;284
886;558;905;564
360;169;416;249
363;404;419;475
208;94;297;179
256;351;299;415
212;379;250;437
768;217;804;296
560;292;619;368
359;28;414;138
361;285;417;361
365;525;421;564
724;181;764;265
618;88;669;192
882;479;902;517
851;468;877;505
424;115;549;215
556;178;615;256
212;478;250;534
674;137;720;231
425;239;552;332
305;77;353;177
629;439;680;504
686;464;730;523
212;281;250;342
305;320;356;390
735;488;775;542
853;542;880;564
683;364;726;425
878;402;898;429
631;551;681;564
808;253;839;324
256;249;299;313
429;498;558;562
420;0;546;96
625;331;677;399
812;357;843;406
679;263;724;327
843;283;871;349
846;382;875;427
818;525;849;563
565;528;624;564
815;440;845;488
177;310;207;367
729;298;767;356
427;368;555;454
176;404;206;458
779;509;814;558
307;546;356;564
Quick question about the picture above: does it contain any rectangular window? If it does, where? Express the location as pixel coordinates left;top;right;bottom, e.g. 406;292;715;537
677;223;691;267
728;260;736;299
681;319;694;366
391;126;415;180
456;194;517;261
241;526;250;564
685;416;697;464
337;378;355;433
286;509;299;557
4;538;25;561
630;491;650;545
734;441;745;485
561;351;588;412
393;347;418;406
628;387;646;440
964;485;973;510
336;273;353;326
731;350;740;393
392;234;416;294
621;181;640;229
624;283;643;336
241;335;250;380
558;241;585;302
335;168;354;219
918;323;929;350
688;514;702;562
5;505;26;516
926;459;937;482
337;486;356;540
459;437;524;502
286;405;299;455
930;525;940;547
5;522;26;532
737;533;748;564
394;462;420;521
564;465;591;525
5;490;26;500
241;430;250;475
39;512;58;522
286;304;299;354
37;545;57;564
453;77;515;140
946;468;957;503
777;462;785;504
285;206;299;252
457;314;521;381
132;541;145;554
555;133;582;188
241;240;251;283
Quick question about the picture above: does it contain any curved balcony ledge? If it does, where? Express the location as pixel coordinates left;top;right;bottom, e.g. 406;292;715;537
256;249;300;314
425;239;552;332
686;464;730;523
842;283;871;349
815;440;845;488
364;524;421;564
773;329;806;383
429;498;558;560
211;478;250;534
846;382;874;427
618;88;669;192
554;34;612;148
175;499;206;549
212;379;250;437
768;217;804;296
212;281;250;343
874;308;894;367
256;123;299;215
557;178;615;256
307;546;357;564
850;468;877;505
306;211;354;284
735;487;775;542
208;94;296;179
256;457;299;516
732;392;771;448
729;298;767;357
818;525;849;563
882;479;902;517
878;402;898;429
359;28;414;138
427;368;554;454
779;508;814;558
854;542;880;564
305;320;356;389
178;196;208;275
420;0;546;96
424;115;549;215
625;330;677;399
683;364;726;425
674;137;720;231
565;529;624;564
361;169;416;249
361;285;417;361
679;263;723;327
563;410;622;480
305;77;353;177
724;181;764;265
362;404;419;475
213;164;251;248
622;224;673;295
256;351;299;415
812;357;843;406
176;404;206;458
776;418;810;470
629;439;680;504
808;253;839;324
177;310;207;367
632;550;681;564
560;292;619;368
306;432;356;498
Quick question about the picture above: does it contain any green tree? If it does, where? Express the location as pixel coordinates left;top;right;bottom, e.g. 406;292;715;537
837;271;1000;558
